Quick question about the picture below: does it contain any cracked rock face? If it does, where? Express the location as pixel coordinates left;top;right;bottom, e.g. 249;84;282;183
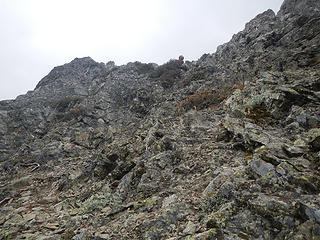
1;0;320;239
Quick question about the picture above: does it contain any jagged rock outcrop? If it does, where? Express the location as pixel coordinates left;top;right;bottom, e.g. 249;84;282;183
1;0;320;239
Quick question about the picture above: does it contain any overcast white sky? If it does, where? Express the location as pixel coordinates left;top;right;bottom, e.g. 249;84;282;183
0;0;284;100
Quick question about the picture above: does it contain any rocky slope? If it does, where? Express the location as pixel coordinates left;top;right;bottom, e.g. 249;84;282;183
1;0;320;239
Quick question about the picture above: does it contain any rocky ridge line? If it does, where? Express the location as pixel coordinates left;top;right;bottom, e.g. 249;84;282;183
1;0;320;239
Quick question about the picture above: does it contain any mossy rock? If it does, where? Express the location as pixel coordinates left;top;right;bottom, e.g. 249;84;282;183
190;71;206;81
61;231;76;240
79;194;112;214
206;218;218;229
307;128;320;151
134;196;159;212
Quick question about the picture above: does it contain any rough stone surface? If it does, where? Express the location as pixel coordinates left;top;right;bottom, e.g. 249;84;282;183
1;0;320;239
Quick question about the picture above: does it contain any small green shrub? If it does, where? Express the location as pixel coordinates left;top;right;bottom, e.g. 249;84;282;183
150;60;182;88
135;62;155;75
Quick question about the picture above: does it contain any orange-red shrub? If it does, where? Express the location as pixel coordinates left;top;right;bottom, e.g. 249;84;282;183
177;83;244;113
